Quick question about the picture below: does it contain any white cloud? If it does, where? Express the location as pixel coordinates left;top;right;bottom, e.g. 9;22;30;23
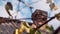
0;6;9;17
32;0;50;11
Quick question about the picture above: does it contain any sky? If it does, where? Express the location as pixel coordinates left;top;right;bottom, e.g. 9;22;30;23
0;0;60;30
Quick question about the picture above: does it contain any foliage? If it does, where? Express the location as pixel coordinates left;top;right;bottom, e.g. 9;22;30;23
15;22;54;34
46;25;54;31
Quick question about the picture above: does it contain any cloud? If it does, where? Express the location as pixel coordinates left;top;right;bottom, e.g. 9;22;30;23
0;6;9;17
32;0;50;11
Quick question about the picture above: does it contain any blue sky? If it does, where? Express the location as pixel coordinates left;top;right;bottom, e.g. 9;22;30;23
0;0;60;29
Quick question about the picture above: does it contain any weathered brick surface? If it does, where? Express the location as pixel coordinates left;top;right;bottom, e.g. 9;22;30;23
0;23;21;34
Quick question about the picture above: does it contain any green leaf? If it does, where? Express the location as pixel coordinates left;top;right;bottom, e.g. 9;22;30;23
55;13;60;21
5;2;13;16
46;25;50;30
50;25;54;31
30;28;35;34
36;30;41;34
23;22;30;28
49;3;55;10
46;25;54;31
